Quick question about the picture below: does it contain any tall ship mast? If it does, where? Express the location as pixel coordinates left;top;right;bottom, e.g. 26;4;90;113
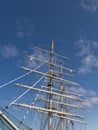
0;41;87;130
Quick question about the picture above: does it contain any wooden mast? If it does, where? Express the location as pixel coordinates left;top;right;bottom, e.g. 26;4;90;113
12;41;87;130
48;41;54;130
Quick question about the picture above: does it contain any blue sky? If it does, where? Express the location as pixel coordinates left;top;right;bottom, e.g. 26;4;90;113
0;0;98;130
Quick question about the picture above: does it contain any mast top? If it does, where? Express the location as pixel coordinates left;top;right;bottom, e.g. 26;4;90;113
51;40;54;48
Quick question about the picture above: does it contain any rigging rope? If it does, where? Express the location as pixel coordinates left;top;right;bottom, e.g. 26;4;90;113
8;74;45;107
2;60;49;112
20;76;48;128
0;61;47;89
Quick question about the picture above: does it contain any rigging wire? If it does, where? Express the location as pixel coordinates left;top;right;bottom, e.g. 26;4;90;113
22;75;49;129
8;74;45;107
18;74;49;128
2;61;49;112
0;46;86;130
12;68;49;129
1;75;46;130
0;60;48;89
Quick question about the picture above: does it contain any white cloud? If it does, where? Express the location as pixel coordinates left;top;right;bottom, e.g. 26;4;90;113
76;39;98;57
79;54;98;73
1;44;18;59
83;97;98;108
88;89;97;96
79;87;96;96
76;87;87;95
70;86;96;96
81;0;98;11
76;39;90;56
79;88;98;108
70;86;98;108
75;38;98;74
24;49;49;68
16;18;34;39
24;57;37;69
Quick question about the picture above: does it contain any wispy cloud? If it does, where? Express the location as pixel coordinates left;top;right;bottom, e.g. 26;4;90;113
83;97;98;108
75;38;98;74
77;87;96;97
78;87;98;108
70;86;98;108
79;54;98;73
80;0;98;11
79;88;98;108
1;44;18;59
16;18;34;39
24;48;49;68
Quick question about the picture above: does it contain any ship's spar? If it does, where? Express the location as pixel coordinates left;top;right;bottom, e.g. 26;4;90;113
12;41;86;130
0;41;87;130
